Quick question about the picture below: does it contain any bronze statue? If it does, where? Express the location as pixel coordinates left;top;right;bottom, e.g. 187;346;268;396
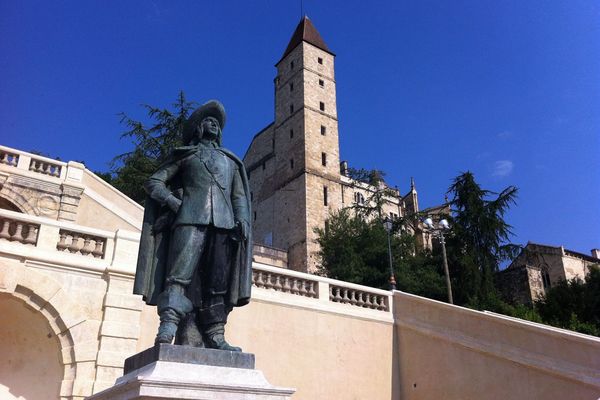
133;100;252;351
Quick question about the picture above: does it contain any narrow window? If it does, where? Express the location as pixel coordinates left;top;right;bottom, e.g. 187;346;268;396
355;192;365;205
321;152;327;166
290;158;294;169
290;104;294;114
272;138;275;149
250;192;254;201
289;82;294;92
319;79;324;87
319;102;325;111
290;60;295;69
290;129;294;138
323;186;328;206
253;211;257;221
318;57;323;64
321;125;326;135
262;162;266;170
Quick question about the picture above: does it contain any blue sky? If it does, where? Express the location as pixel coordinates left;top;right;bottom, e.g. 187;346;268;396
1;1;599;255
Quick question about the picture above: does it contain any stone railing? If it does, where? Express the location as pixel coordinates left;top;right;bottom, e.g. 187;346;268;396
252;268;318;298
57;229;106;258
0;149;19;167
29;157;62;177
0;208;140;275
0;145;68;180
329;284;389;311
0;215;39;245
252;263;392;314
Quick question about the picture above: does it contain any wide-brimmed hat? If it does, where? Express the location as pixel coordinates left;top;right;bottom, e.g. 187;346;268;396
182;100;226;144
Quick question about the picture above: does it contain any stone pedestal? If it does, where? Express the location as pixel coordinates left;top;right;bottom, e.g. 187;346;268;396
87;344;295;400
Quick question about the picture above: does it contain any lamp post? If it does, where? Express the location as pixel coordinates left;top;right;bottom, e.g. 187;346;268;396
383;218;397;291
423;217;453;304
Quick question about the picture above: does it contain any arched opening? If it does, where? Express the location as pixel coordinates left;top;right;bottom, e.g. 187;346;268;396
0;197;22;212
0;293;62;400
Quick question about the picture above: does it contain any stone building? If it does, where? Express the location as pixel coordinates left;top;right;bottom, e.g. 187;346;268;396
244;17;428;272
497;242;600;305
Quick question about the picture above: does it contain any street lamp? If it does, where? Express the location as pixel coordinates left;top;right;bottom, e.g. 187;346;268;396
383;218;397;291
423;217;453;304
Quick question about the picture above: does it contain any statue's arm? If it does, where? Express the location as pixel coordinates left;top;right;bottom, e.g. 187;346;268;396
231;166;250;236
144;159;182;213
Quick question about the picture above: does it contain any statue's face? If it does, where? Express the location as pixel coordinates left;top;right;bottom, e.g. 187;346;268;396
199;116;221;140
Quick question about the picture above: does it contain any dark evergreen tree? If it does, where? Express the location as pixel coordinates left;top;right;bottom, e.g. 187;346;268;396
445;171;520;307
101;91;196;204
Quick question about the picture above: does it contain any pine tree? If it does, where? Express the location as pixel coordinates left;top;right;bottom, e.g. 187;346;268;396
100;91;196;203
446;171;520;307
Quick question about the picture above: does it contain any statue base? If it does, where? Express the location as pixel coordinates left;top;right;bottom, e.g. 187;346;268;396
87;344;295;400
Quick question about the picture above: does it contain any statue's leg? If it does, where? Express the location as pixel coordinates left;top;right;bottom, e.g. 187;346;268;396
198;228;241;352
155;225;206;344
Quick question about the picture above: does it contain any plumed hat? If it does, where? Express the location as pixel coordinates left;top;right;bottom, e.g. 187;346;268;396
182;100;226;145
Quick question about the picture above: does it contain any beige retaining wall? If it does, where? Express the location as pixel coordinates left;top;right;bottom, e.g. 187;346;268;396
394;291;600;400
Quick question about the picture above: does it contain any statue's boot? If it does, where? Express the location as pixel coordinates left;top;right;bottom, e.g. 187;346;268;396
155;284;193;345
203;323;242;352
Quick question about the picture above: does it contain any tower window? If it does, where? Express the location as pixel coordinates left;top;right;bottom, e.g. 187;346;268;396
318;57;323;64
290;61;295;69
290;104;294;114
321;125;326;135
289;82;294;92
323;186;328;206
319;79;324;87
290;129;294;138
319;102;325;111
354;192;365;205
272;138;275;149
322;152;327;166
262;162;266;170
253;211;257;221
290;158;294;169
251;192;254;201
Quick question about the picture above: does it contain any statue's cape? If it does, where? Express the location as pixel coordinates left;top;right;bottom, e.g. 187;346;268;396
133;145;253;308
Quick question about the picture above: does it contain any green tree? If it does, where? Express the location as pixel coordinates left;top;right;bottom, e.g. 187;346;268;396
101;91;196;203
315;208;446;299
445;171;520;308
534;266;600;336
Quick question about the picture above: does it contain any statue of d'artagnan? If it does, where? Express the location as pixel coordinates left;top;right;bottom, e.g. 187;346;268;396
133;100;252;352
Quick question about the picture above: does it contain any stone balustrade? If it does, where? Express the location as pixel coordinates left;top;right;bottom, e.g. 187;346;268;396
57;229;106;258
252;263;392;314
0;215;39;245
329;284;389;311
0;149;19;167
0;145;68;180
0;208;129;274
252;268;318;298
28;158;62;177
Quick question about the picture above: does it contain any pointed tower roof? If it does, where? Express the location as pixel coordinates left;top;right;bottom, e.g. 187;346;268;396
279;16;334;63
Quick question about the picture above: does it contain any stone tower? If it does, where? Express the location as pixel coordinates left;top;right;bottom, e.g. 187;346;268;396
244;16;341;272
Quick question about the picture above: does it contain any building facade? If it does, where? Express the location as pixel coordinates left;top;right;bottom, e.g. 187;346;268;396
497;242;600;305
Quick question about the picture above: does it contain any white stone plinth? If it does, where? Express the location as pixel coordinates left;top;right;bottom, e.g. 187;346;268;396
87;360;295;400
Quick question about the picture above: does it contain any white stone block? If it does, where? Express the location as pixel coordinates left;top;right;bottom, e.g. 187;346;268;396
87;361;295;400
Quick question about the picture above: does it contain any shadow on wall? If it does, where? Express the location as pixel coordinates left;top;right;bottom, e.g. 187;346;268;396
0;294;62;400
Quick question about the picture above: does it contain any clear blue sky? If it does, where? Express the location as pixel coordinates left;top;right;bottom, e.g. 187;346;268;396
1;1;599;255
